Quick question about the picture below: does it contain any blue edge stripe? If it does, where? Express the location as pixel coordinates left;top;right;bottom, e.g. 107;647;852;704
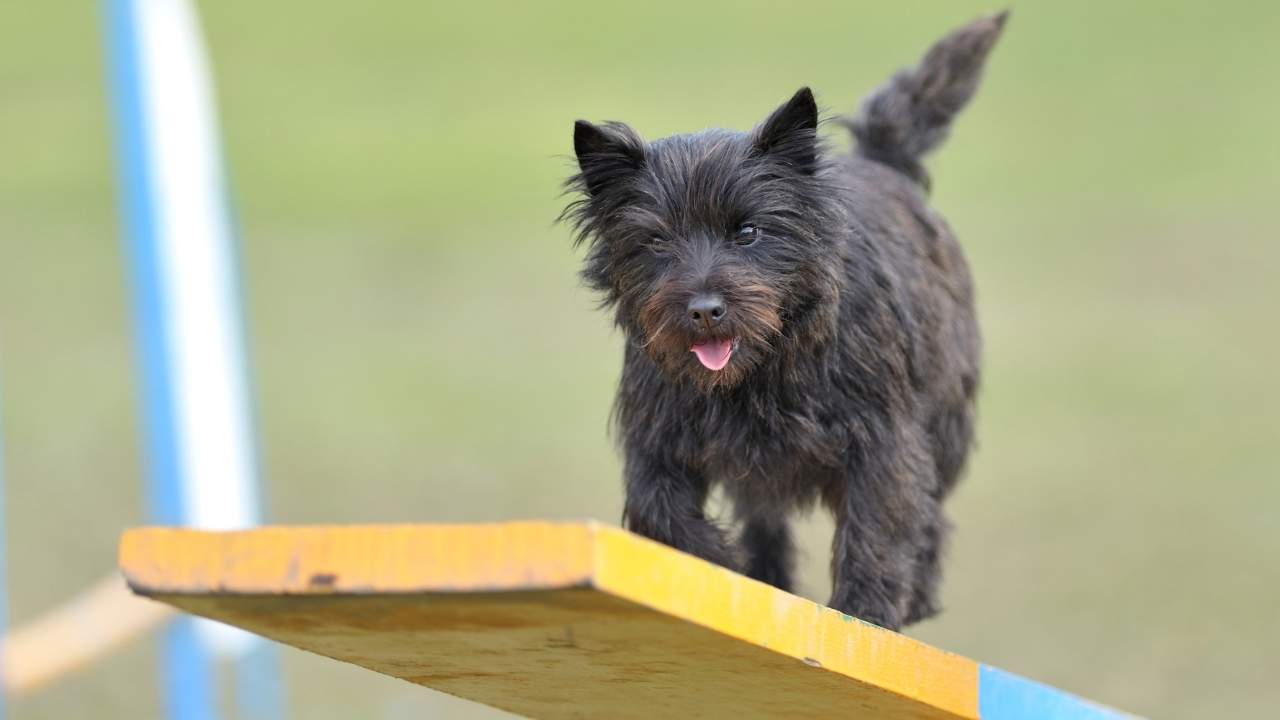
980;665;1134;720
103;2;284;718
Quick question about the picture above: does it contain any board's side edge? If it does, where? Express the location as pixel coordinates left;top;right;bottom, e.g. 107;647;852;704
589;525;981;720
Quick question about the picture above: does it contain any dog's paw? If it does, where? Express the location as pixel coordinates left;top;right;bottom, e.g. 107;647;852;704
827;586;906;631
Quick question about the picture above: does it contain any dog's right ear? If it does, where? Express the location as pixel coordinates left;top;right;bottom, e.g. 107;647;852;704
573;120;646;197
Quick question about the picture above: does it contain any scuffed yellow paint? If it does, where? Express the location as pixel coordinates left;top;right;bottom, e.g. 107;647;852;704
120;522;595;594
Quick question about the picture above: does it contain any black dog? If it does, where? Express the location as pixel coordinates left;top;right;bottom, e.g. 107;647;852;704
563;13;1005;630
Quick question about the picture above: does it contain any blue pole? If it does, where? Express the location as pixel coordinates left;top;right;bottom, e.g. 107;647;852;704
101;2;217;718
103;0;289;713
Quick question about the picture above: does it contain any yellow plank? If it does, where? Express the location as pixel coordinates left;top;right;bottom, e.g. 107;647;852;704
120;522;979;719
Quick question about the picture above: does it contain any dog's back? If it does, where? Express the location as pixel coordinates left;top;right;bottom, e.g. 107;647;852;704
834;156;981;500
837;13;1006;497
818;15;1004;622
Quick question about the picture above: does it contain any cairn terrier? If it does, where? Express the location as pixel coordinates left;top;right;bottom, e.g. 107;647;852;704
563;13;1006;629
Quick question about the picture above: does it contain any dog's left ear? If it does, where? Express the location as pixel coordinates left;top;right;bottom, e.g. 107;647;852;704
751;87;819;173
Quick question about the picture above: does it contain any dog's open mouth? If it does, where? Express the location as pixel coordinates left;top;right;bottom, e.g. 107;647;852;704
690;337;740;371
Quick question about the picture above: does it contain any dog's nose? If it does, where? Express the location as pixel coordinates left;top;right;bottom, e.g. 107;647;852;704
687;293;727;330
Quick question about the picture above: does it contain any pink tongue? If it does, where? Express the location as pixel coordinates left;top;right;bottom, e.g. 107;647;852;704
690;339;734;371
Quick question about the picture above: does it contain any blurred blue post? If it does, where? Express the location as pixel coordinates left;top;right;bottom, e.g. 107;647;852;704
102;0;286;718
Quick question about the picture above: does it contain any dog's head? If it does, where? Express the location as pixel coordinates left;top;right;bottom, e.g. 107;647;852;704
564;88;844;391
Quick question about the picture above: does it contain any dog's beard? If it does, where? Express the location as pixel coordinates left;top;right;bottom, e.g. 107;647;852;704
637;279;783;392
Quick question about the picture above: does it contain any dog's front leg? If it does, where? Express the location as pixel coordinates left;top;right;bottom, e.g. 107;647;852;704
828;422;934;631
621;447;738;570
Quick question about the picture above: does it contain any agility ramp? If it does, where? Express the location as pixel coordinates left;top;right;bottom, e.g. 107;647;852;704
119;522;1136;719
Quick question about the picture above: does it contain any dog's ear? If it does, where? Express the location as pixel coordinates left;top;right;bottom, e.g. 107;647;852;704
751;87;819;173
573;120;646;196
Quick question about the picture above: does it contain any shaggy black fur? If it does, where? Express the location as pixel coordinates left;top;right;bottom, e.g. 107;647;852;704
562;13;1006;630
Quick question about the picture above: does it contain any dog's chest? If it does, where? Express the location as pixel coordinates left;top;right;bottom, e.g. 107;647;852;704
693;390;846;509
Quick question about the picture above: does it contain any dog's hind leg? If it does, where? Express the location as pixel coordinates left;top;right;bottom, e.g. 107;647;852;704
904;400;973;622
738;514;795;593
904;506;949;624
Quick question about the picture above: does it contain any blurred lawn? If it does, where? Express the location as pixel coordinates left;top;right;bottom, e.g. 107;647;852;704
2;1;1278;717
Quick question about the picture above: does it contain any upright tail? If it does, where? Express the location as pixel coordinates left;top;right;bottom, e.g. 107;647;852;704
846;11;1008;189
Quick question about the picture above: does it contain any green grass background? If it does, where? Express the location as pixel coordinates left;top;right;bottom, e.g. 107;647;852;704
2;1;1278;717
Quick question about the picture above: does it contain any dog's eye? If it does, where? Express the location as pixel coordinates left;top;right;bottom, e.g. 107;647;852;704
646;236;670;252
734;224;761;247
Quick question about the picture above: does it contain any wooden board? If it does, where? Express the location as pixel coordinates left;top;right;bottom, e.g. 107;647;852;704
119;522;1138;719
